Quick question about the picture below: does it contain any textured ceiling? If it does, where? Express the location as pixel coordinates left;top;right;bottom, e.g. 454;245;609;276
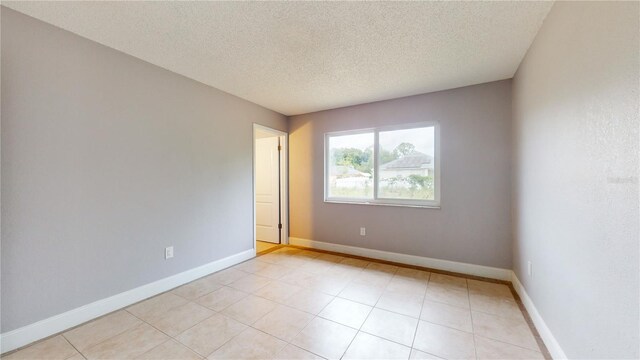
3;1;553;116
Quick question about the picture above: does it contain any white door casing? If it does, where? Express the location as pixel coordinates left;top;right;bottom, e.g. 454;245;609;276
255;136;280;243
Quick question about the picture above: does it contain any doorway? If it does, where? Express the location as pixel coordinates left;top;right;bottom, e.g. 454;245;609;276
253;124;287;253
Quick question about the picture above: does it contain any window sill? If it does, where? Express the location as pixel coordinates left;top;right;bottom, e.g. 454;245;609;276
324;199;441;209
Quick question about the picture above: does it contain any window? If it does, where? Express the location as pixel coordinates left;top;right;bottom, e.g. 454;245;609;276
326;131;374;199
325;122;439;208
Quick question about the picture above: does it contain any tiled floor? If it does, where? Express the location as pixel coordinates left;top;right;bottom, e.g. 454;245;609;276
256;241;280;254
4;247;547;360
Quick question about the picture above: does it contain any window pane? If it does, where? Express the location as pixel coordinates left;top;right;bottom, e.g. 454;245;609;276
327;132;374;199
378;126;435;200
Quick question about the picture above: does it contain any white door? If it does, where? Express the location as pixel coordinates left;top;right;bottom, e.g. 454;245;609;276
255;136;280;243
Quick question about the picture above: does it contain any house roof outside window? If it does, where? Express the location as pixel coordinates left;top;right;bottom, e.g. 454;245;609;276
381;151;433;170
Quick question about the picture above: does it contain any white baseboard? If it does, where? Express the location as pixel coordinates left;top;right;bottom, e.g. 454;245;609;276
0;249;255;354
511;272;567;359
289;237;511;281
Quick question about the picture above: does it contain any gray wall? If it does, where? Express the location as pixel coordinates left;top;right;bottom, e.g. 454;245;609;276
289;80;512;269
512;2;639;358
1;8;286;332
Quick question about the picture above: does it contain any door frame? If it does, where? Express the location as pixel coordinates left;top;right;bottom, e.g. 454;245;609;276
253;123;288;253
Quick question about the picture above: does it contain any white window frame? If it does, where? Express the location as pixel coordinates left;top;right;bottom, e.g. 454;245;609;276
324;121;441;209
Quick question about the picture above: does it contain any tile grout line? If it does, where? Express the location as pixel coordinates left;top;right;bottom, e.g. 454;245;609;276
124;299;234;359
265;278;339;359
474;334;546;354
176;310;251;359
338;266;399;359
410;272;436;358
79;321;152;359
66;312;148;359
60;333;85;360
249;306;310;345
313;279;429;354
467;278;480;360
245;296;323;358
284;264;395;359
123;309;178;341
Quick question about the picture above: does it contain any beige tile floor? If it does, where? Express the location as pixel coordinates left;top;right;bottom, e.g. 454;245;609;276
3;247;548;360
256;241;279;254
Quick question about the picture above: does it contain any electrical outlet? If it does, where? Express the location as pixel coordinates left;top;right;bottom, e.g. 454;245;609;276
527;261;532;276
360;227;366;236
165;246;174;260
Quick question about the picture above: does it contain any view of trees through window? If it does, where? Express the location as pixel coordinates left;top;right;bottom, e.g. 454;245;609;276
378;127;435;200
327;125;435;202
327;132;374;198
